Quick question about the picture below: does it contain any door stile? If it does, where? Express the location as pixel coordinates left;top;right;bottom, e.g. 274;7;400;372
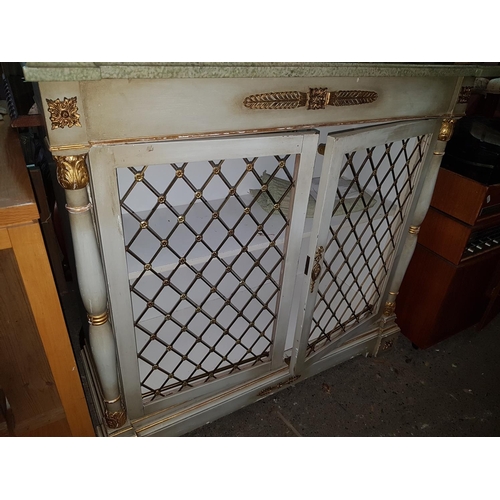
289;137;345;375
270;132;319;370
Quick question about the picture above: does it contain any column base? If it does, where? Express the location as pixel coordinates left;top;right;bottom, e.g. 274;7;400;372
105;409;127;429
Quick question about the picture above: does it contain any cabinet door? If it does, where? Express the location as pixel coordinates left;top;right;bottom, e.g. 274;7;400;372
89;132;318;418
291;120;437;373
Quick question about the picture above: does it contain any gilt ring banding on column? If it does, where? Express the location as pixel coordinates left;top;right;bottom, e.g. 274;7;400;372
104;395;121;405
66;203;92;214
87;311;109;326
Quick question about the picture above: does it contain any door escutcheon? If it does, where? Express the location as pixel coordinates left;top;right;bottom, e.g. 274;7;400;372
310;246;324;293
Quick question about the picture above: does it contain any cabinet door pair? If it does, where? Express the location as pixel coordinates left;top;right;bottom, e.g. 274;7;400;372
90;119;436;419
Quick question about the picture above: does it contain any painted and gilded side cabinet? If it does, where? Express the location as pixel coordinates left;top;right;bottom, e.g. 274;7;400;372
24;63;500;437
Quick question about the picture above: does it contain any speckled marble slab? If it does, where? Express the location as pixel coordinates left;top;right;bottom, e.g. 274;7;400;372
22;62;500;81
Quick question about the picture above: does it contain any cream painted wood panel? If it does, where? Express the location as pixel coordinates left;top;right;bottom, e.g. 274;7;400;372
68;76;458;143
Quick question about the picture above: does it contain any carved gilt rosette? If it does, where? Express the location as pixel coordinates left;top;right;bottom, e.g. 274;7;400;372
55;154;89;190
46;97;81;130
382;338;395;351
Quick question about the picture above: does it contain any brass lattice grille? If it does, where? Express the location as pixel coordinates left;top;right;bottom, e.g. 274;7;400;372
117;155;296;401
308;136;427;354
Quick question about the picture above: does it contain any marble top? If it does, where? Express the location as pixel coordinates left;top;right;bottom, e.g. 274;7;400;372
22;62;500;82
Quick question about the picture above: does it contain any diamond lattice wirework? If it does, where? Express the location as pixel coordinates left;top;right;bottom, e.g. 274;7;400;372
308;136;427;355
118;155;296;401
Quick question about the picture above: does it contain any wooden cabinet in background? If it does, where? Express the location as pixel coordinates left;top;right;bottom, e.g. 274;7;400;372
397;166;500;348
0;117;94;436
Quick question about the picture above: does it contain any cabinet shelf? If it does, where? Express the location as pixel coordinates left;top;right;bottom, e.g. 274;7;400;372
123;193;296;280
121;192;393;281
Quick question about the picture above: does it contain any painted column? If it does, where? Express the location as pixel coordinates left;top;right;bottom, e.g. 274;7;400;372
55;154;127;429
375;118;456;353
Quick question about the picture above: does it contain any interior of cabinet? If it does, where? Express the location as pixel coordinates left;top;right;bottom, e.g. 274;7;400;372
113;123;428;403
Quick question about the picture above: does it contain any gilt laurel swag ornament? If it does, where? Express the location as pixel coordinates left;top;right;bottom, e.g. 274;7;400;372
55;155;89;190
46;96;81;129
243;88;378;110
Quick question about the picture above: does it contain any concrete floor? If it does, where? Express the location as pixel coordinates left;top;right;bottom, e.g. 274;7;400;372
184;313;500;437
65;274;500;437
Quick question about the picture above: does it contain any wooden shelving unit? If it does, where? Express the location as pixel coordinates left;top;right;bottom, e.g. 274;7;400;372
0;116;94;436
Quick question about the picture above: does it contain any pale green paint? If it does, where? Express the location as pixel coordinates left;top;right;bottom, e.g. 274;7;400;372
22;62;500;82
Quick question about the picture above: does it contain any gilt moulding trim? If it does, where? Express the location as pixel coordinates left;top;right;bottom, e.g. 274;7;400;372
46;96;82;129
243;88;378;110
257;376;301;397
55;154;89;190
49;143;90;152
